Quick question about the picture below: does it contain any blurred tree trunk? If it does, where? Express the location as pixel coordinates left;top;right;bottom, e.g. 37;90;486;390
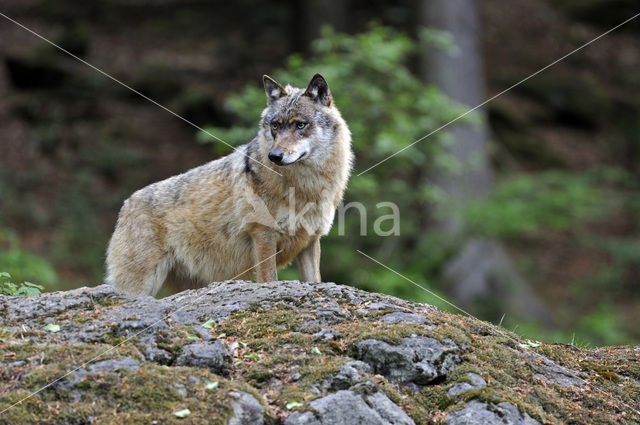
294;0;349;53
417;0;553;324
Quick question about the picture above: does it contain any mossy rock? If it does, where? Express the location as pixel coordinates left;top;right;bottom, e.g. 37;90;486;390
1;281;639;424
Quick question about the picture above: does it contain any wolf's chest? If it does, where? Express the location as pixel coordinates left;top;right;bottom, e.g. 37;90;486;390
272;195;336;237
240;179;338;237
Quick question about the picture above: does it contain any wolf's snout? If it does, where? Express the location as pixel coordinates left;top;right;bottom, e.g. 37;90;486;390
268;150;284;164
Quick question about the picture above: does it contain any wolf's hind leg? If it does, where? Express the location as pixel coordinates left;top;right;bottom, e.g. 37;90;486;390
105;210;170;296
106;251;170;296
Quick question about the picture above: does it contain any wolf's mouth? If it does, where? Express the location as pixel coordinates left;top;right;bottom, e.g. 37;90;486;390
277;152;307;166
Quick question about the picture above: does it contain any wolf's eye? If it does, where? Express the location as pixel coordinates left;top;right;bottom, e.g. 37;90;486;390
296;122;307;129
271;122;279;131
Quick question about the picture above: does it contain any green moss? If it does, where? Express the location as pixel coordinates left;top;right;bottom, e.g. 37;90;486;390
244;364;274;388
277;358;342;408
93;296;124;308
216;308;302;340
0;342;251;424
343;321;430;347
152;327;200;355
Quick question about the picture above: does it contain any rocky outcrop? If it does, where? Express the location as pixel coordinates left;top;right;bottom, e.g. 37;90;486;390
355;336;460;386
0;280;638;424
285;385;415;425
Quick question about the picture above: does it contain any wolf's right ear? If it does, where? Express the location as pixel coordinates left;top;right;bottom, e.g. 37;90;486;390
263;75;286;105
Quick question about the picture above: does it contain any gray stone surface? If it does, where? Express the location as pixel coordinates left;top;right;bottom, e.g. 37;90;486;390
445;400;540;425
62;357;140;389
140;334;174;364
313;328;340;341
0;281;389;344
365;302;413;312
300;308;352;329
356;336;460;385
380;312;428;325
0;281;398;357
318;360;372;392
285;389;415;425
447;372;487;396
367;391;415;425
175;340;231;374
227;391;264;425
521;351;584;387
86;358;140;374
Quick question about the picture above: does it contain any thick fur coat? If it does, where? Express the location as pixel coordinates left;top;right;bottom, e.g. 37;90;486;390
106;74;353;295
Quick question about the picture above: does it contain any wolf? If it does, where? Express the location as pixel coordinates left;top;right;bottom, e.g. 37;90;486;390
105;73;353;295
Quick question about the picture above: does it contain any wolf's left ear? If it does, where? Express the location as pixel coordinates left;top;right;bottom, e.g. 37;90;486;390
304;73;332;107
263;75;287;105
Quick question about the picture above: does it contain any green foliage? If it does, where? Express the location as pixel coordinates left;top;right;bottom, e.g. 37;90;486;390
506;302;634;348
463;171;606;238
0;272;44;297
0;229;57;286
576;304;631;346
50;170;108;282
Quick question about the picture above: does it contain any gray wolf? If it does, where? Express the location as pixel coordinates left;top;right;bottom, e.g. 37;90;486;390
105;73;353;295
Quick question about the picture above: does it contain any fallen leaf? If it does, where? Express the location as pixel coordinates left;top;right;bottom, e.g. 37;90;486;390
174;409;191;418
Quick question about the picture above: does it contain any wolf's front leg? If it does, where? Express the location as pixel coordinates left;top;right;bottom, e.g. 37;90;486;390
249;227;278;282
297;237;321;282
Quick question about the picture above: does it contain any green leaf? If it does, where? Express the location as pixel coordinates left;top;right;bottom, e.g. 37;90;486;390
206;381;219;390
44;324;60;333
16;286;41;297
518;340;542;349
0;282;17;296
217;333;227;338
202;319;215;329
243;352;261;360
174;409;191;418
311;347;321;355
286;401;303;410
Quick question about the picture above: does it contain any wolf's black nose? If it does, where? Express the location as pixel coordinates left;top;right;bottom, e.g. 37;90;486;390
268;150;284;164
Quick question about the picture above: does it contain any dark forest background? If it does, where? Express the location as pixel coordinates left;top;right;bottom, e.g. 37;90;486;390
1;0;639;347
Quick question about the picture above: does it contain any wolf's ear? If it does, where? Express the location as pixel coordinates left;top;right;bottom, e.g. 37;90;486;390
263;75;286;105
304;73;332;107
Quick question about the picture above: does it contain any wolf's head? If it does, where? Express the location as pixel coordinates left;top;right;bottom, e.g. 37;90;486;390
260;74;341;166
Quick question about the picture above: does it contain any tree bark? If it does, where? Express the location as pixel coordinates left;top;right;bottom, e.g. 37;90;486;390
418;0;553;324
